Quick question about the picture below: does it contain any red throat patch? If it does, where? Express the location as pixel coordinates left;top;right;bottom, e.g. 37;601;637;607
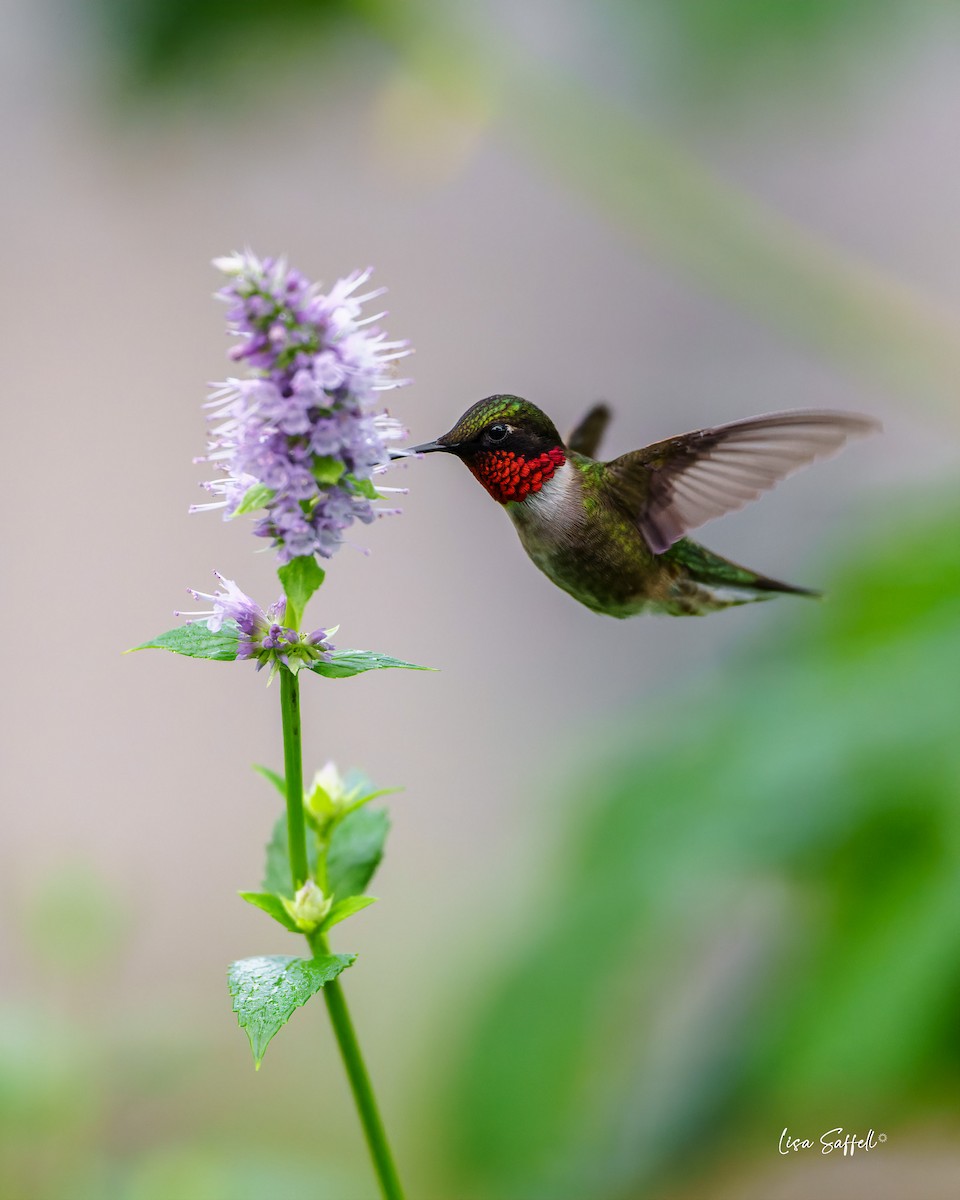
467;446;566;504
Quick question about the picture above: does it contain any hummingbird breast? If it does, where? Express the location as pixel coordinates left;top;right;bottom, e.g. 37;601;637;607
507;457;661;616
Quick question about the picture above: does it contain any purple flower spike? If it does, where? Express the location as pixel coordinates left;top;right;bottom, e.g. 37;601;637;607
195;251;412;563
177;572;336;675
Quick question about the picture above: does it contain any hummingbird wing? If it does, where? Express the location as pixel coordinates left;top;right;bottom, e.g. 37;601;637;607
609;410;879;554
567;403;611;457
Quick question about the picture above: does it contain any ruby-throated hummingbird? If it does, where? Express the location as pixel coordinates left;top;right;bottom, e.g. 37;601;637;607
406;395;878;617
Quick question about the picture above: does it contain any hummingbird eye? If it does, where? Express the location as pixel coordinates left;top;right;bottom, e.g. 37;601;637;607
486;423;509;443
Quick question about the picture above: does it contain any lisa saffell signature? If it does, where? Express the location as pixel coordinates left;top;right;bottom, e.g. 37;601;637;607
779;1127;888;1157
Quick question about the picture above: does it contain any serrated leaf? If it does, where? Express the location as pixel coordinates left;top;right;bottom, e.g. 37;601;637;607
321;894;377;932
278;556;326;630
232;481;275;516
130;622;240;661
310;650;434;679
239;891;300;933
327;807;390;900
263;813;320;898
228;954;355;1068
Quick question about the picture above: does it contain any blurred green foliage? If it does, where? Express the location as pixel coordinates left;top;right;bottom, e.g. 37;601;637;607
438;488;960;1199
23;863;129;974
102;1148;355;1200
95;0;942;99
89;0;960;408
94;0;355;89
0;993;367;1200
636;0;918;100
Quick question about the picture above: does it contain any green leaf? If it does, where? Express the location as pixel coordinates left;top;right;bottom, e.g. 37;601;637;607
347;474;382;501
129;622;240;661
327;766;401;817
344;787;401;818
263;814;319;898
253;764;286;798
311;456;346;486
231;481;275;516
311;650;434;679
238;891;300;933
321;894;377;932
327;807;389;900
278;556;325;630
228;954;355;1068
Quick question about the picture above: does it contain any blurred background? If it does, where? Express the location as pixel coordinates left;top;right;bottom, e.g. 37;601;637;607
3;1;959;1197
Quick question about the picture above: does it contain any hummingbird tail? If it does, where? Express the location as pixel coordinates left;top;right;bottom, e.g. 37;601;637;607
668;540;821;606
739;573;821;598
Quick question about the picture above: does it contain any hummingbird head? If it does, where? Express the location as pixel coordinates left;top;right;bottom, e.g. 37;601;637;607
409;395;567;504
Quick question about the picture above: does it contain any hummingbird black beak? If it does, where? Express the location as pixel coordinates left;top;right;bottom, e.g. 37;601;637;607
394;439;454;457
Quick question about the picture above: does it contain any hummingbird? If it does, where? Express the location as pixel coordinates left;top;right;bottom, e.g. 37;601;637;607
406;395;879;617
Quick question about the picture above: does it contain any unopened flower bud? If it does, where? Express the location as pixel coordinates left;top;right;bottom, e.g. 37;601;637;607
281;881;332;933
305;761;352;826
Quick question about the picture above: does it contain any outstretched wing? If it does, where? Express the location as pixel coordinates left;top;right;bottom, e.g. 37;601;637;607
608;410;879;554
567;403;611;457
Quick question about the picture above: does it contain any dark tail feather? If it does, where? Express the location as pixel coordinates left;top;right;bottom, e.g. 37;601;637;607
669;540;821;600
567;403;611;457
746;573;821;598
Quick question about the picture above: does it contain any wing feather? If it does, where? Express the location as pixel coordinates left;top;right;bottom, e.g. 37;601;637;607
609;410;879;554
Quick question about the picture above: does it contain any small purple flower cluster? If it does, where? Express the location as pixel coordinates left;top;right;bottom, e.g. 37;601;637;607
178;572;336;674
193;252;410;563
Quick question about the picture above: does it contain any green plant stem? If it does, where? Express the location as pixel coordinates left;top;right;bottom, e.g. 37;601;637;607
278;665;406;1200
313;931;407;1200
279;667;308;890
